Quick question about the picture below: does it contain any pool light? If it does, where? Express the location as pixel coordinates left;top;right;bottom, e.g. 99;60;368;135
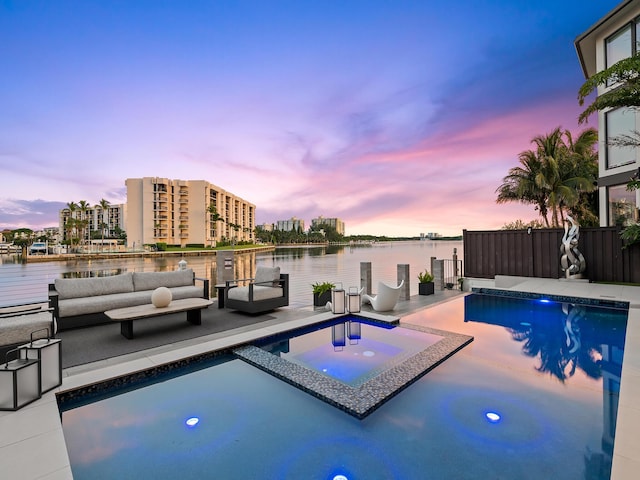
485;412;501;423
539;299;550;304
185;417;200;427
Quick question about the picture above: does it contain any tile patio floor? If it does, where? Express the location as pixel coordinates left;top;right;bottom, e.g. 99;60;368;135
1;279;638;480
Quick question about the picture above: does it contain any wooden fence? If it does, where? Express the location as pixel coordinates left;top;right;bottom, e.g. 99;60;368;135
463;227;640;283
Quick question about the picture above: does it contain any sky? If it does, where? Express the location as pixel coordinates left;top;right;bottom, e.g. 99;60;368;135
0;0;623;237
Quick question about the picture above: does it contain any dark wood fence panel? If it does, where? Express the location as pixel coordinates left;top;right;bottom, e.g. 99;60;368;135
463;227;640;283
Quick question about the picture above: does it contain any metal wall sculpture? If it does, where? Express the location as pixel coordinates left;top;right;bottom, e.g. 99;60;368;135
560;215;586;279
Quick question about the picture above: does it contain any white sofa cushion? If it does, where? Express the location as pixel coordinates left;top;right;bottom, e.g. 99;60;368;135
227;286;283;302
254;266;280;286
132;269;193;291
0;311;54;346
57;285;204;317
55;273;134;300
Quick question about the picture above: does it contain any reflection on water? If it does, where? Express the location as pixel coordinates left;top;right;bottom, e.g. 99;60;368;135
463;294;626;383
464;293;627;478
0;240;462;307
62;269;126;278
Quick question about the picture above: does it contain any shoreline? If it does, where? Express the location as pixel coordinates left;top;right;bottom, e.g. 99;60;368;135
18;245;276;263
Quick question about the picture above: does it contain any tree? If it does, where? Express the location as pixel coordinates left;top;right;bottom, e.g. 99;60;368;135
206;203;223;247
96;198;110;252
578;52;640;125
77;200;90;249
496;128;598;228
497;149;550;227
64;201;78;248
578;52;640;241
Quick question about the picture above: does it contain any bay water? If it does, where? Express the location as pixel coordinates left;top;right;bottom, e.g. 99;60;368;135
0;240;462;308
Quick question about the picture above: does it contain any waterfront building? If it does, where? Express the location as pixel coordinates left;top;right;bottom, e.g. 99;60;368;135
575;0;640;227
276;217;305;232
310;215;345;235
59;204;125;245
125;177;255;248
259;223;274;231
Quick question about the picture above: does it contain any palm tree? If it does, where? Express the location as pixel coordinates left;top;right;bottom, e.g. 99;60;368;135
562;128;599;226
497;127;598;228
96;198;110;252
65;201;78;248
496;150;551;227
77;200;90;250
206;203;223;247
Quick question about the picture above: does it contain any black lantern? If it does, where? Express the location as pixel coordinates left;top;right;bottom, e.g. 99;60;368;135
19;328;62;394
0;348;41;411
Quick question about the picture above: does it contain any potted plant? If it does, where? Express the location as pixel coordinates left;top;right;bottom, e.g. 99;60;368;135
312;281;335;306
417;270;434;295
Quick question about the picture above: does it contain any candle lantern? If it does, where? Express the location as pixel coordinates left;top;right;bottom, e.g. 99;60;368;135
330;283;345;314
19;328;62;394
331;323;346;351
347;286;361;313
347;321;362;345
0;348;41;411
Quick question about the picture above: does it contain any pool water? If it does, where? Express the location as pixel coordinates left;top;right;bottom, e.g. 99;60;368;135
60;294;628;480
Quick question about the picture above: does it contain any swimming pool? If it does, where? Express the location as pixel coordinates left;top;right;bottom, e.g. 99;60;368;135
59;293;628;479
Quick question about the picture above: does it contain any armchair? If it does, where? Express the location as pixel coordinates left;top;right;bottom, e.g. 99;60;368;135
224;266;289;314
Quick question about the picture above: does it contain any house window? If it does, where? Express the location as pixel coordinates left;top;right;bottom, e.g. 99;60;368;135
605;107;636;168
608;184;639;226
606;24;632;70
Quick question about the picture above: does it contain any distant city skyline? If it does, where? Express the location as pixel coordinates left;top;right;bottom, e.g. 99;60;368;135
0;0;621;236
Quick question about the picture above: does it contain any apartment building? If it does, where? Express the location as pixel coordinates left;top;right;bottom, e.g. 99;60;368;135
311;216;345;235
125;177;255;248
59;203;126;244
276;217;305;232
575;0;640;227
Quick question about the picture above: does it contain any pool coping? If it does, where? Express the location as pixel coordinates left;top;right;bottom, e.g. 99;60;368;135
234;321;473;418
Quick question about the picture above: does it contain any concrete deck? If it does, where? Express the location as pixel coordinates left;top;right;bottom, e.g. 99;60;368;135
1;280;637;479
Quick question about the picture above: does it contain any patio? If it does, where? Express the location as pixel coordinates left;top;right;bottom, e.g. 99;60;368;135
1;281;638;479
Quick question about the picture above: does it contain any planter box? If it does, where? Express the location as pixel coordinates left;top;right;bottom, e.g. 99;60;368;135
313;291;332;307
418;282;434;295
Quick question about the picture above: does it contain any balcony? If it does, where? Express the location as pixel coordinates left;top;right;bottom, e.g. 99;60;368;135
179;190;188;195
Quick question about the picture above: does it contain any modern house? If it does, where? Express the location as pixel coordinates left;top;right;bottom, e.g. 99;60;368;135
125;177;255;248
575;0;640;227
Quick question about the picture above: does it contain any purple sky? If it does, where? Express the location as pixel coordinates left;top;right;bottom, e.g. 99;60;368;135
0;0;621;236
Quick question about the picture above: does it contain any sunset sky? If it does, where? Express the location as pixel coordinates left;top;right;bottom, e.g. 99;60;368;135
0;0;622;236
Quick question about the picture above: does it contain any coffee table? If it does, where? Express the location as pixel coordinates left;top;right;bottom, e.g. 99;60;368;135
105;298;213;339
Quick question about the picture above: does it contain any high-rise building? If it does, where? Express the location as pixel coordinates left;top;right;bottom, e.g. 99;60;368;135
311;216;345;235
276;217;305;232
125;177;255;248
575;0;640;227
59;203;126;244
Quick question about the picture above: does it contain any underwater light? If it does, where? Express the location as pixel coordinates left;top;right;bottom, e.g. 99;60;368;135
333;475;348;480
485;412;501;423
539;299;550;303
185;417;200;427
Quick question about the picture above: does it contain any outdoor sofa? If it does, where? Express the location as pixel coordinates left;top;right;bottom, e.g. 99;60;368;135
224;266;289;314
0;305;56;358
48;269;209;330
